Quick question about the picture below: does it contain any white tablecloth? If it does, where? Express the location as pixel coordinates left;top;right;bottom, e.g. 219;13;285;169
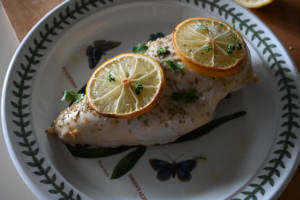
0;3;38;200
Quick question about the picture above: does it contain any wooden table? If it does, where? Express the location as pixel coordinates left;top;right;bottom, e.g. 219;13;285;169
1;0;299;199
249;2;300;199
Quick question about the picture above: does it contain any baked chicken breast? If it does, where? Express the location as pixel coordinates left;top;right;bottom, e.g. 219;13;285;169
46;34;256;147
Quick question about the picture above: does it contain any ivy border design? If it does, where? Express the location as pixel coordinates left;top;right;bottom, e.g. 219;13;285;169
178;0;299;199
10;0;114;199
9;0;299;199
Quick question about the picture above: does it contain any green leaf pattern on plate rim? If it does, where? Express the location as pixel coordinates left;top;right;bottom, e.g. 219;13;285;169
9;0;299;199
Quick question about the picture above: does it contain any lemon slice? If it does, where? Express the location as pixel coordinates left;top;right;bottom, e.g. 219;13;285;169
235;0;274;8
86;53;164;119
173;17;247;77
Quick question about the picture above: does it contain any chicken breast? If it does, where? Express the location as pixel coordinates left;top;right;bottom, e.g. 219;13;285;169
46;34;257;147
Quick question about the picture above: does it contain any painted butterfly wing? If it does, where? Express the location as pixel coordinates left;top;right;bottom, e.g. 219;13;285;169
93;40;121;52
150;159;172;171
175;160;197;182
176;169;192;182
86;40;121;69
150;159;172;181
86;46;102;69
149;32;166;41
157;169;173;181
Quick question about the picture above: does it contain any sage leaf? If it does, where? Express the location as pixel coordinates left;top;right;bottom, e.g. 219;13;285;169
171;111;246;144
111;146;147;179
66;144;133;158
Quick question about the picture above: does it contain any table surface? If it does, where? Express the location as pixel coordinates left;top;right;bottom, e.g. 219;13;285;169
0;0;299;199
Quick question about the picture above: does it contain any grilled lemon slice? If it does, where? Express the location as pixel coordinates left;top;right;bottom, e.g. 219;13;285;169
173;17;247;77
86;53;164;118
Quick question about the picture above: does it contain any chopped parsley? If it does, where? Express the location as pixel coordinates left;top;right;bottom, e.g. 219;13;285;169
103;71;116;85
226;44;236;54
226;34;243;54
171;88;199;103
165;60;184;72
60;91;84;103
197;24;209;31
132;44;148;53
220;23;224;27
135;82;143;95
157;47;170;55
230;23;235;29
237;42;242;50
203;44;213;53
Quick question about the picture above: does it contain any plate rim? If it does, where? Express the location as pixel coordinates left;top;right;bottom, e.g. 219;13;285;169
1;0;300;199
1;1;77;199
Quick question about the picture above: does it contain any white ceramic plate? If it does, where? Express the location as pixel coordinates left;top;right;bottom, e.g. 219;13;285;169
2;0;300;199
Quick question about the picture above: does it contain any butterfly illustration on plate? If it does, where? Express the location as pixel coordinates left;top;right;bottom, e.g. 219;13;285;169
149;154;197;182
86;40;121;69
149;32;165;41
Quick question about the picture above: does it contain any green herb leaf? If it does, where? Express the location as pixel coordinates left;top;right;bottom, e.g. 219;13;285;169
171;88;199;103
237;42;243;50
132;44;148;53
203;44;213;53
135;82;143;95
185;88;199;103
220;24;224;27
103;71;116;85
197;24;208;31
157;47;170;56
226;34;242;54
165;60;185;72
226;44;235;54
66;144;133;158
230;23;235;29
60;91;84;103
111;146;147;179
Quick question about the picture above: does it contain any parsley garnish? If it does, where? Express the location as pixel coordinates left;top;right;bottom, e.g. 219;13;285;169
220;24;224;27
60;91;84;103
226;34;243;54
171;88;199;103
197;24;208;31
157;47;170;55
135;82;143;95
203;44;213;53
230;23;235;29
226;44;235;54
237;42;243;50
165;60;185;72
103;71;116;85
132;44;148;53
